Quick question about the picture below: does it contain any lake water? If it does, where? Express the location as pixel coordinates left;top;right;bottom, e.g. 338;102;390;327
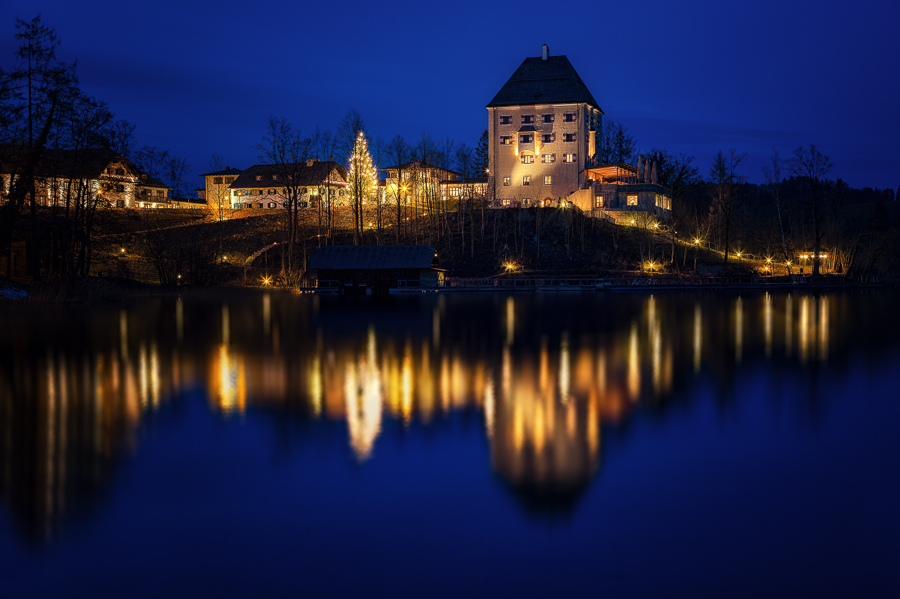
0;289;898;598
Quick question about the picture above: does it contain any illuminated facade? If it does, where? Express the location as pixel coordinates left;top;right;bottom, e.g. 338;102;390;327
0;146;171;209
381;160;460;206
567;163;674;224
225;160;348;210
487;45;603;207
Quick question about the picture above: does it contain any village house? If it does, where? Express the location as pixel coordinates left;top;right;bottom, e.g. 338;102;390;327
218;159;348;211
0;146;171;209
200;166;242;217
381;160;460;207
441;175;488;203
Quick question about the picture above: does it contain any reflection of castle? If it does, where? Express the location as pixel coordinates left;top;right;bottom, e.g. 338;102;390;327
0;292;838;539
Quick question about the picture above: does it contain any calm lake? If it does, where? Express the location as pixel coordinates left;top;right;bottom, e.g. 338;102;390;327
0;289;898;598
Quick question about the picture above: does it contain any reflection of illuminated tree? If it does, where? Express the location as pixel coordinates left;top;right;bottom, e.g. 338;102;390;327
344;329;383;460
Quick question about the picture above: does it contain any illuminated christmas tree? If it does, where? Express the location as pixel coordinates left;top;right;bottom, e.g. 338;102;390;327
347;131;377;244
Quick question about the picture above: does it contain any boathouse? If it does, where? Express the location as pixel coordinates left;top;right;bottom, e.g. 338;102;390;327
307;245;444;292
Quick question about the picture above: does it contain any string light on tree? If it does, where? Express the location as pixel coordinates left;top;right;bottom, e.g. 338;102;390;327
347;131;378;244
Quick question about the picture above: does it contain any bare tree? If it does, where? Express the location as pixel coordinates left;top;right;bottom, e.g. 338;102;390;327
256;115;312;272
336;109;366;166
386;134;410;244
762;148;792;264
789;144;833;277
601;119;637;164
649;148;699;267
8;15;75;279
708;149;747;266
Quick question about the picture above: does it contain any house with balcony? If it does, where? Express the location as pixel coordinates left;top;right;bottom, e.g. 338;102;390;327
0;145;169;209
225;159;348;210
381;160;460;207
567;161;673;224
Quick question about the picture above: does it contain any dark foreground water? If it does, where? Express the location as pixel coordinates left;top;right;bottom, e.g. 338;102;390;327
0;289;898;598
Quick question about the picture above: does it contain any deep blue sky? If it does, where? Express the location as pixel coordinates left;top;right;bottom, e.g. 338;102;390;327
1;0;897;192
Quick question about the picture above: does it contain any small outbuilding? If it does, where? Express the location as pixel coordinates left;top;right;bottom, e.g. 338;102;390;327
307;245;444;293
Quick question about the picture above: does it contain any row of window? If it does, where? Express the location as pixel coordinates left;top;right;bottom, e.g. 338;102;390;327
499;113;577;125
521;153;574;165
212;176;237;185
501;133;577;145
503;175;554;187
515;153;577;165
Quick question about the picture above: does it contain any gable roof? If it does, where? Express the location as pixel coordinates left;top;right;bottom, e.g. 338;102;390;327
229;161;347;189
199;167;243;177
307;245;439;270
487;55;601;110
0;144;131;180
137;174;169;189
380;160;461;178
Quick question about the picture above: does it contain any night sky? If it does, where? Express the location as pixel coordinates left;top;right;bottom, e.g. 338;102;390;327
1;0;897;191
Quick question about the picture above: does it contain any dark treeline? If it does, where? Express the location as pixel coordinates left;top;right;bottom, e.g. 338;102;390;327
0;16;189;281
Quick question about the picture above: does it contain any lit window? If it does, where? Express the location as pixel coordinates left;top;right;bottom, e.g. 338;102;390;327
519;134;533;144
564;112;576;123
521;154;534;165
544;175;552;185
521;115;534;124
501;135;512;145
503;177;510;186
541;153;555;164
502;199;511;206
500;115;511;125
564;133;576;143
523;175;531;186
542;133;555;143
256;175;263;181
542;114;554;123
596;196;604;207
564;153;576;163
627;195;638;206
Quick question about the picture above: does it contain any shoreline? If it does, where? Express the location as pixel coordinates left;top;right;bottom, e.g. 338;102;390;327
1;277;891;304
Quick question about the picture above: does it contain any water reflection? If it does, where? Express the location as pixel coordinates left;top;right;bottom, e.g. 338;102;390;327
0;290;877;541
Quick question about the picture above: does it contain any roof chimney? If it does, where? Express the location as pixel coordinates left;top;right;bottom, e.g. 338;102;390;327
542;44;549;60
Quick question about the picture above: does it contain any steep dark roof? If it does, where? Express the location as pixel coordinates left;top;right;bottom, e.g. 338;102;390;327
380;160;461;177
441;176;488;185
199;167;243;177
137;174;169;188
229;161;347;189
308;245;438;270
487;55;601;110
0;144;131;180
